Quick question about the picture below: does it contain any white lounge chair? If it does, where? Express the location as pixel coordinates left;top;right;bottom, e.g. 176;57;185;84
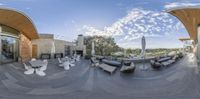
35;68;46;76
23;63;35;75
63;61;70;70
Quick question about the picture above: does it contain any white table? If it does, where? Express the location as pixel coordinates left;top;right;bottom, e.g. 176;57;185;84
29;60;45;68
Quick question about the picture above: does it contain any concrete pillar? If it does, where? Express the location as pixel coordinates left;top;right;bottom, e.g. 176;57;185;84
0;25;2;63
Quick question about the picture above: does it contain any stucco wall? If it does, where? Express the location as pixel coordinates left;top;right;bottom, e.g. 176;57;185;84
20;34;32;62
31;39;55;58
31;35;87;58
54;40;65;54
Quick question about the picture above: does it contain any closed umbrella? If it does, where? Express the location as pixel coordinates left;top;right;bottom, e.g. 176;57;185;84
141;36;146;56
91;41;95;56
140;36;147;70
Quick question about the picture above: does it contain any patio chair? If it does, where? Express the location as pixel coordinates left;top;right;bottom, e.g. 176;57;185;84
69;59;75;67
70;58;75;64
91;57;99;67
70;63;75;67
150;60;162;69
35;68;46;76
76;55;80;61
24;63;30;70
63;61;70;70
65;56;69;59
23;63;35;75
120;62;136;73
40;60;48;71
58;58;64;67
31;58;36;61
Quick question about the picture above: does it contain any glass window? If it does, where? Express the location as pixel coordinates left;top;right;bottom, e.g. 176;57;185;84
0;25;19;64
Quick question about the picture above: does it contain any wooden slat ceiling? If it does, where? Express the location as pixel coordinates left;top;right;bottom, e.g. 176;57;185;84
167;7;200;43
0;8;39;39
179;38;191;42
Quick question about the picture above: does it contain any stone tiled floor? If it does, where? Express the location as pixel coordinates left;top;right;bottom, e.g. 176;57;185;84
0;54;200;99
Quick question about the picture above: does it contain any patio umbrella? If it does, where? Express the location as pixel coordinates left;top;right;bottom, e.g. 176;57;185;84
140;36;147;70
141;36;146;56
91;41;95;56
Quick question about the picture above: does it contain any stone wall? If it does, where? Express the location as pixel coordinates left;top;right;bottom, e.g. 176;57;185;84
19;34;32;62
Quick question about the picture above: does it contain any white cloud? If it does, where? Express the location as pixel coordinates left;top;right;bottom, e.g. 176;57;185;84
82;8;183;42
164;2;200;9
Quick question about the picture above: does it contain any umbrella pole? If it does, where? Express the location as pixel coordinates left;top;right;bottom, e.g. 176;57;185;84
142;53;147;70
143;56;145;69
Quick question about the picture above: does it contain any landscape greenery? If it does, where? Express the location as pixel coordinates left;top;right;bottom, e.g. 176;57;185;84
84;36;181;58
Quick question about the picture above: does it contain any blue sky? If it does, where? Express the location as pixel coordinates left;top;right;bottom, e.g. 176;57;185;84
0;0;199;48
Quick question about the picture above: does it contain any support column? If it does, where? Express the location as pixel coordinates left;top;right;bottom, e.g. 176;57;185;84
0;25;2;64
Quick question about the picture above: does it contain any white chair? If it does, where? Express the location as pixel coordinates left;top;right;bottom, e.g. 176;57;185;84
63;61;70;70
31;58;36;61
58;58;64;67
76;55;80;61
70;63;75;67
70;59;75;64
40;60;48;71
58;58;62;63
35;68;46;76
65;56;69;59
69;59;75;67
24;63;30;70
23;63;34;75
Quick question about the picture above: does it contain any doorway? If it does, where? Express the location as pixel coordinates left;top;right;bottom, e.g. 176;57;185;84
32;45;38;58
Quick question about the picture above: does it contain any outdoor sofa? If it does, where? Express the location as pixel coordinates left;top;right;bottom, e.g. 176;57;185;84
150;53;183;69
98;63;117;74
120;62;136;73
102;59;122;67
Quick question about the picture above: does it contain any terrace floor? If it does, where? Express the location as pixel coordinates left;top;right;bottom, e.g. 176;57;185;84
0;54;200;99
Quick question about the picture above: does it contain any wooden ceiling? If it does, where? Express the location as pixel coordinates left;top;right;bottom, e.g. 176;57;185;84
167;7;200;43
0;8;39;39
179;38;191;42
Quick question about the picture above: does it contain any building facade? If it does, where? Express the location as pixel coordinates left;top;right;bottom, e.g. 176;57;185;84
0;8;38;64
31;34;86;59
0;7;86;64
167;7;200;62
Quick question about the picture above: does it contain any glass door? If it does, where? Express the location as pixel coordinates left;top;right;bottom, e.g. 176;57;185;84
0;36;19;64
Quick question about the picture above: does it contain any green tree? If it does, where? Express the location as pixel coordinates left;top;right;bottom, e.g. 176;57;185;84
84;36;121;56
126;48;133;54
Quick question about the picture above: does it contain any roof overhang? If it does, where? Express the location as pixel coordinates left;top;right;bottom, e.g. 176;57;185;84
166;6;200;43
0;7;39;40
179;38;192;42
